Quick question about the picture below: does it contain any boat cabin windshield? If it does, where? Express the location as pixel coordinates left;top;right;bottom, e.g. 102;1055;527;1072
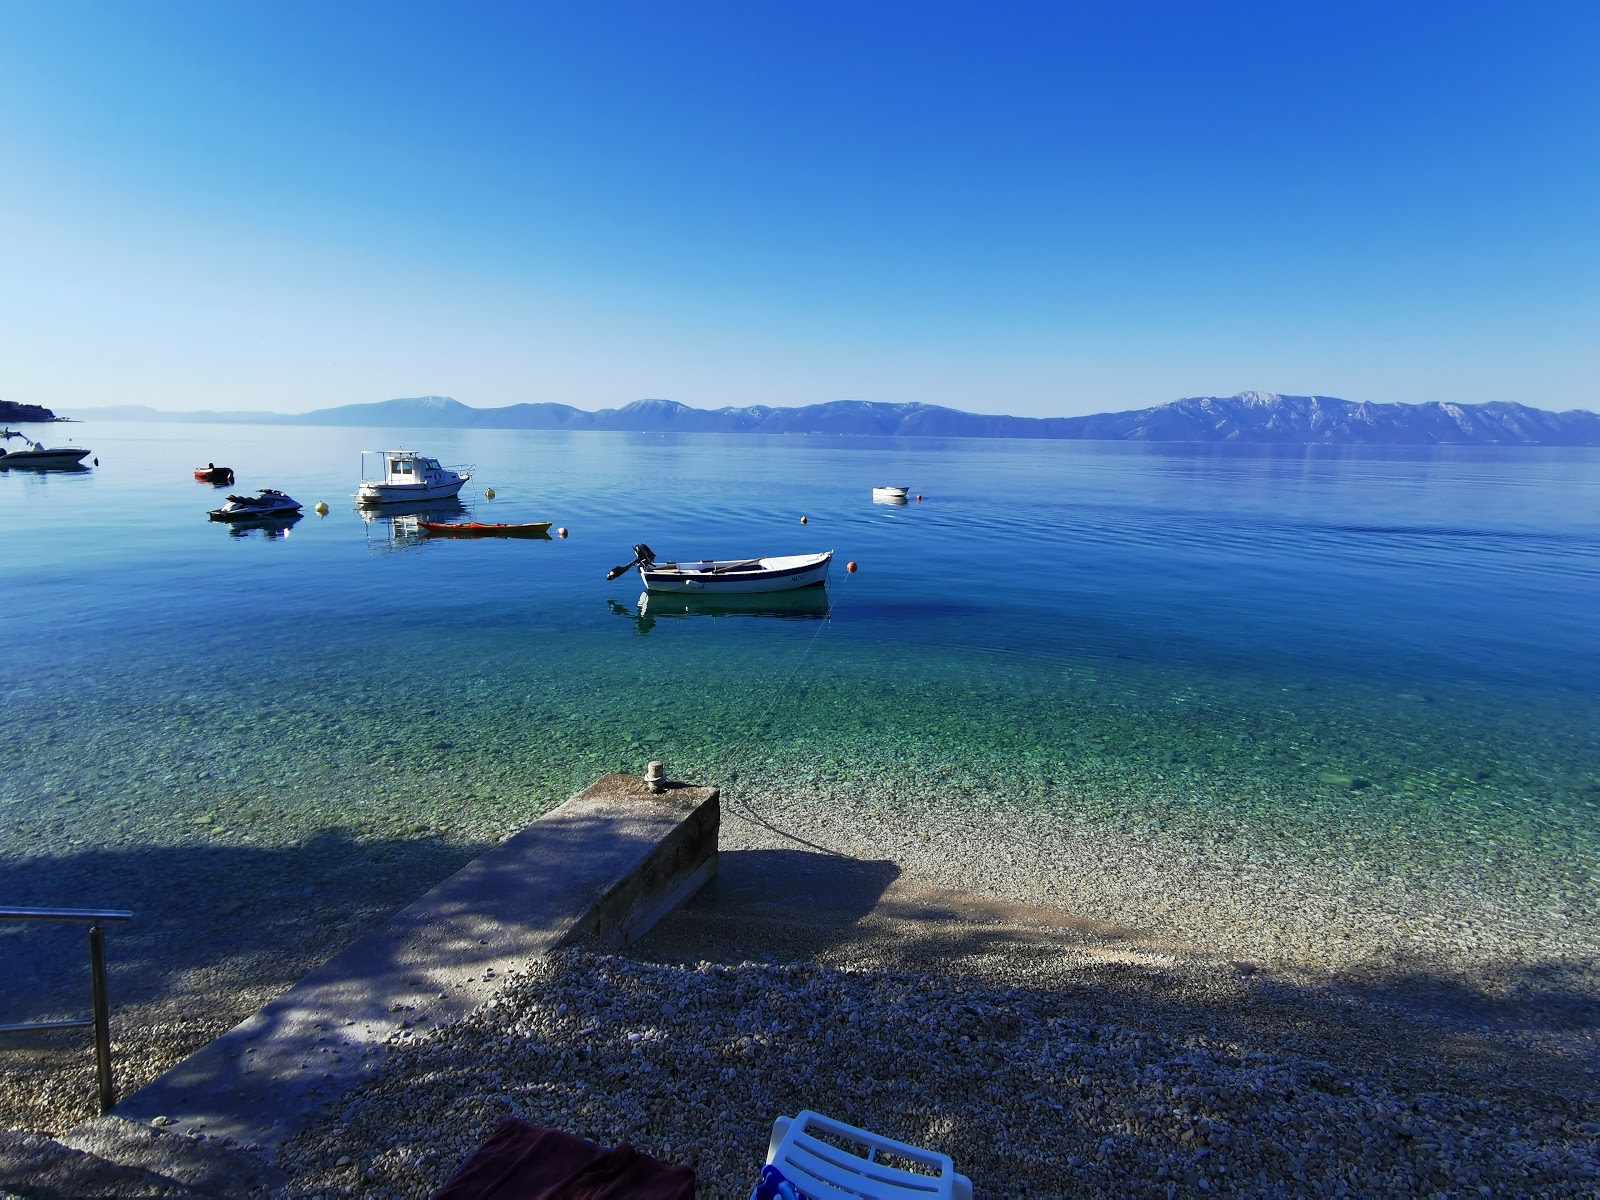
386;456;444;476
363;450;459;484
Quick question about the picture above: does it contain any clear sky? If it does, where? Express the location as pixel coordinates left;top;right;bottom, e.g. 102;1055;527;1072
1;1;1595;418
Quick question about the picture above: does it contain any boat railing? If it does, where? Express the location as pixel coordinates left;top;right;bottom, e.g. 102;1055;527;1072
0;906;133;1114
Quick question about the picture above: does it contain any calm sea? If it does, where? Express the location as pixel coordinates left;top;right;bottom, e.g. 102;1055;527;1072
3;421;1598;953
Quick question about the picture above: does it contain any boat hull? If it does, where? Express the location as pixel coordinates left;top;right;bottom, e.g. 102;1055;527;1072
418;521;552;538
210;504;302;522
640;551;832;594
358;479;467;505
0;449;90;468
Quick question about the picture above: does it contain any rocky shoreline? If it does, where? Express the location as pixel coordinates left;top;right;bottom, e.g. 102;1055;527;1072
0;400;61;424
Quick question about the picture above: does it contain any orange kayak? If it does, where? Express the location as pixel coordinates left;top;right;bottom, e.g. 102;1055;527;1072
418;521;552;538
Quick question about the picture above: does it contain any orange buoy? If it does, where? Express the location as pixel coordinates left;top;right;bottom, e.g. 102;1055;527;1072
846;561;858;573
800;515;808;524
557;527;568;538
917;494;923;501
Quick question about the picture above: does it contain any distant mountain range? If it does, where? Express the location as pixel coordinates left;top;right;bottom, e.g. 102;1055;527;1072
59;391;1600;445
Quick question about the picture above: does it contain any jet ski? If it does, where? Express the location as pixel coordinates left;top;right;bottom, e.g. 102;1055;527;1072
208;488;303;522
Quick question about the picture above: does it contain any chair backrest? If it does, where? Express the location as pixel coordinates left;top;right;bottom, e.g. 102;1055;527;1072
765;1111;973;1200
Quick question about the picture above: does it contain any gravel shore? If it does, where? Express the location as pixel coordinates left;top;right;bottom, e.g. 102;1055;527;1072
5;786;1597;1196
282;793;1598;1197
278;946;1599;1198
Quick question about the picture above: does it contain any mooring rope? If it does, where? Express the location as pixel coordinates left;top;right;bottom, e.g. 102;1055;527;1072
606;575;843;799
720;597;840;841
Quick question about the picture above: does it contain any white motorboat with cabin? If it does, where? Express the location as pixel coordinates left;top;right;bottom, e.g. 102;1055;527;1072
358;450;471;505
872;485;909;502
0;432;92;469
607;544;832;593
209;488;304;522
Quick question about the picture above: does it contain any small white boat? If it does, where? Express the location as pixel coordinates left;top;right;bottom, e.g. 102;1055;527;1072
209;489;303;522
607;544;832;593
358;450;470;505
0;434;91;469
872;485;909;501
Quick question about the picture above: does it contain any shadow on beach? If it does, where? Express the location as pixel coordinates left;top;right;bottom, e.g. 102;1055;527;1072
638;849;1600;1108
2;835;1595;1172
0;828;482;1130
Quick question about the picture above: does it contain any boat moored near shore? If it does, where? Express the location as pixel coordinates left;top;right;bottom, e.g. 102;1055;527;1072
419;520;553;538
0;433;92;469
607;544;832;593
358;450;471;505
208;489;303;522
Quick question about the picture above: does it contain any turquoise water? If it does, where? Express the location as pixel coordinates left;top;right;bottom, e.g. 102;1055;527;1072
3;422;1598;975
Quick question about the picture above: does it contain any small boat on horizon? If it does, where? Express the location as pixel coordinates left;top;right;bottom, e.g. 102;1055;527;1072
872;485;909;503
358;450;470;505
418;520;553;538
607;543;832;593
194;463;235;484
209;489;303;522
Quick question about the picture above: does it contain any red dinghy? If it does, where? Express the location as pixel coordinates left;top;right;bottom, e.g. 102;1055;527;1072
418;520;553;538
194;464;235;483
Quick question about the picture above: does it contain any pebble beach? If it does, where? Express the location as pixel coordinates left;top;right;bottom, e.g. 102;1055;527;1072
5;781;1597;1197
278;784;1600;1196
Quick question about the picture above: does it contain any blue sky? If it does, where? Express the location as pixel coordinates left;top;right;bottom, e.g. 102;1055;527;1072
1;1;1595;418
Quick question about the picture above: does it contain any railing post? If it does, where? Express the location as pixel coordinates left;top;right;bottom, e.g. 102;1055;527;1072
1;907;131;1116
88;922;115;1113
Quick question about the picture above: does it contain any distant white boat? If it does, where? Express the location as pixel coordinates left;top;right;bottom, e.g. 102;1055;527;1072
872;485;909;501
358;450;470;505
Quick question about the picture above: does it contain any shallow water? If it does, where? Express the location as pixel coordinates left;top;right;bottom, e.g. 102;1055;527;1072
3;423;1598;983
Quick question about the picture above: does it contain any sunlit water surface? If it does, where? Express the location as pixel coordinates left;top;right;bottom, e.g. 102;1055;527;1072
3;422;1598;982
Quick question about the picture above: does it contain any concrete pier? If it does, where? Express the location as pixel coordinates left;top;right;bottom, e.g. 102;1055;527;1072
59;773;719;1186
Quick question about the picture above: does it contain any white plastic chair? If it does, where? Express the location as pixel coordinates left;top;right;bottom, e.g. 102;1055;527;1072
763;1110;974;1200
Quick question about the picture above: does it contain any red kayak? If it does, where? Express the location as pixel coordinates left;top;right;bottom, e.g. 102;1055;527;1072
194;465;235;483
418;520;552;538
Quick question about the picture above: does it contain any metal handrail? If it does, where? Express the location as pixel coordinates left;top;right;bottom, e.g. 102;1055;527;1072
0;906;132;1114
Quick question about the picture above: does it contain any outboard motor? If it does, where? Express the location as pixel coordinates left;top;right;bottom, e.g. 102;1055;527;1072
606;543;658;581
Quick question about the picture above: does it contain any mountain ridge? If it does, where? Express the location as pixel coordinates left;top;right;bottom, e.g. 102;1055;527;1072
62;392;1600;445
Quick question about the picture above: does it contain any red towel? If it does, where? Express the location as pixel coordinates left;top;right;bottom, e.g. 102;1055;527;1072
433;1118;696;1200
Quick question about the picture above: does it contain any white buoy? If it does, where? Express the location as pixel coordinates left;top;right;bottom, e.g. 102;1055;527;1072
314;501;329;516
